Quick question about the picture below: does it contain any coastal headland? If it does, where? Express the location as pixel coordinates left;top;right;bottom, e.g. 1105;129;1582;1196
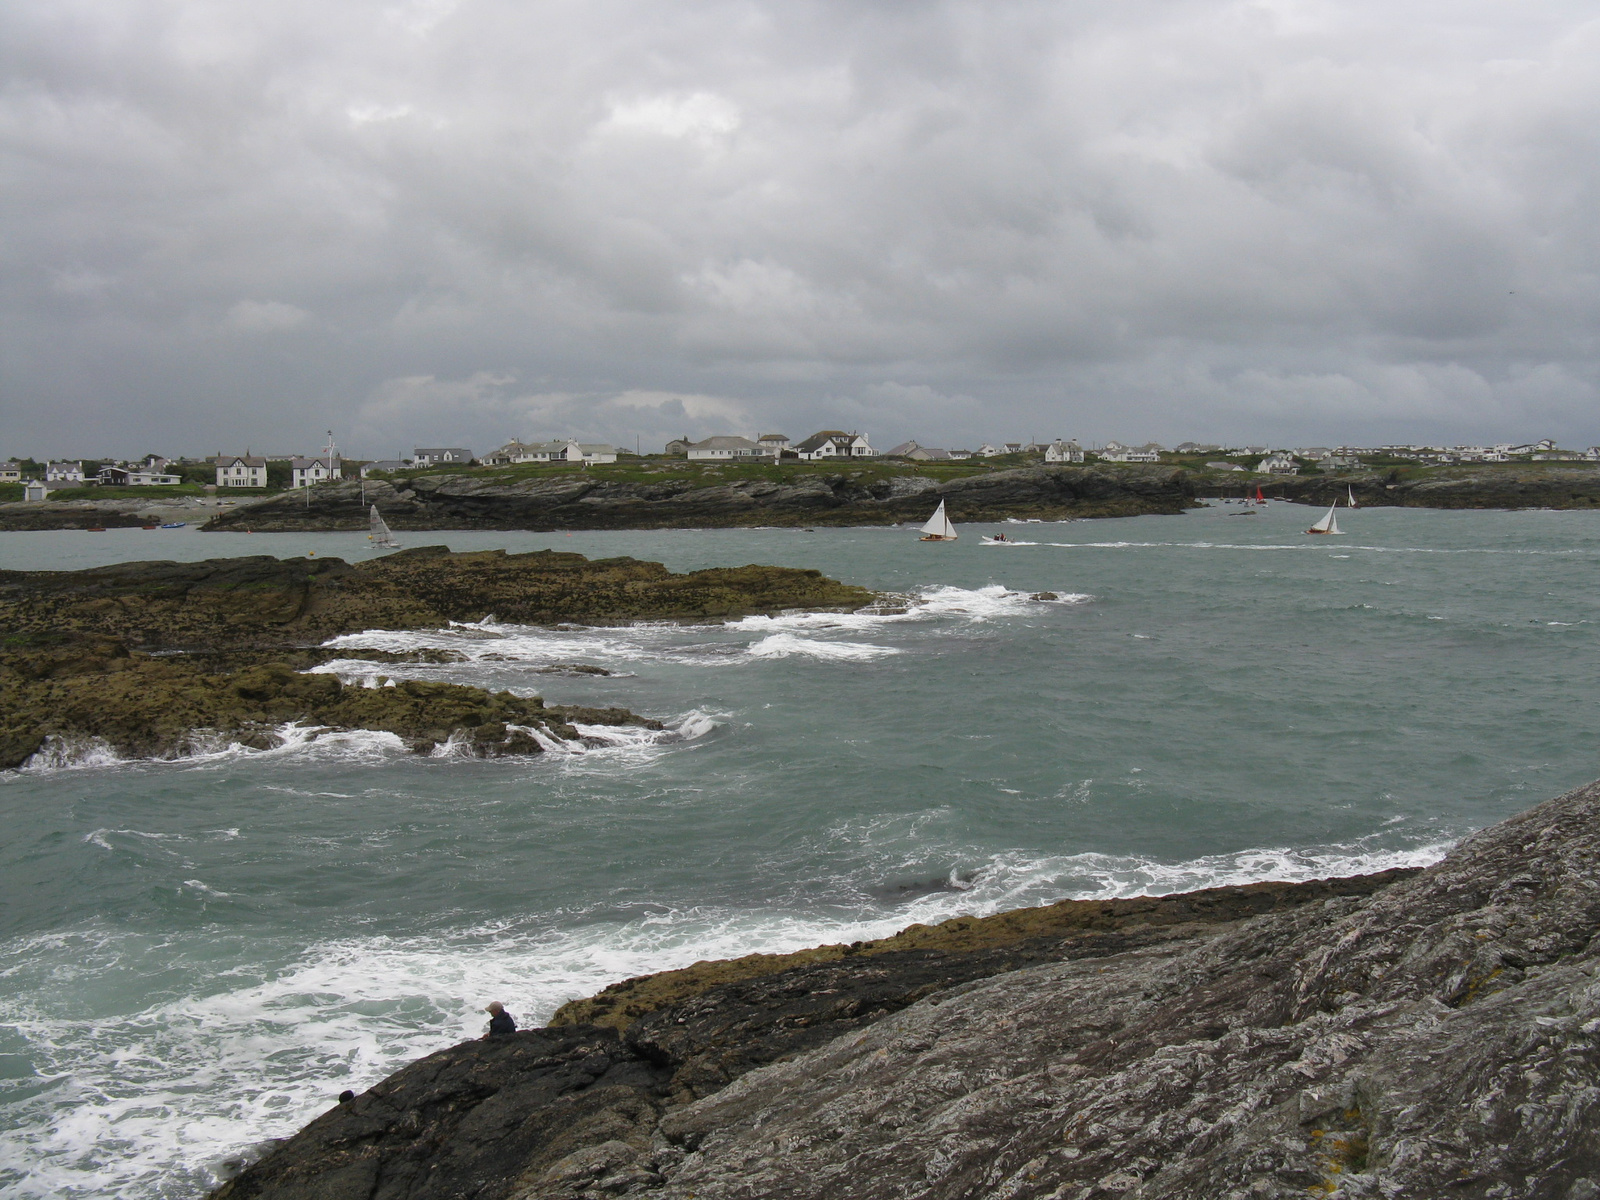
0;547;874;768
211;777;1600;1199
196;463;1197;532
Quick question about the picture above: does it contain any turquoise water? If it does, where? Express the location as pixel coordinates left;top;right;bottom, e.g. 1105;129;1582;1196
2;504;1599;1197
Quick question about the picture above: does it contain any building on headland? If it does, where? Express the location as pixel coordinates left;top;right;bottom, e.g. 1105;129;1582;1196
686;436;765;460
45;462;84;482
0;461;21;482
1173;442;1222;454
975;444;1004;457
23;480;49;501
756;434;791;453
214;455;268;487
1044;440;1085;464
885;441;952;461
1255;452;1299;475
794;431;875;460
360;459;411;477
1100;442;1162;463
98;465;181;486
413;448;472;466
1316;452;1362;472
947;449;973;460
1207;461;1247;472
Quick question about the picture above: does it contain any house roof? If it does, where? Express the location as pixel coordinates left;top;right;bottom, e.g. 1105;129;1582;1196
217;455;267;467
794;430;858;452
291;456;338;469
689;436;761;450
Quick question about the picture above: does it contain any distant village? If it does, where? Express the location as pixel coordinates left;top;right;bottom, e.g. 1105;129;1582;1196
4;430;1599;500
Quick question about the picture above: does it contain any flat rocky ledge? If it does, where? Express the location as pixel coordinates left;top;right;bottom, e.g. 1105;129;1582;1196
213;781;1600;1199
0;548;874;768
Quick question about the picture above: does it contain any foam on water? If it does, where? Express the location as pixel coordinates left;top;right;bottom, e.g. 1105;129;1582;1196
0;829;1450;1198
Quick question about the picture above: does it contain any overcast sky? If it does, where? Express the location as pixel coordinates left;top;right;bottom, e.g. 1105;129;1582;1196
3;0;1598;459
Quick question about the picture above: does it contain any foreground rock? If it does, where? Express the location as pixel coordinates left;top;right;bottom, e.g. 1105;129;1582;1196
0;548;872;768
213;780;1600;1199
199;465;1196;532
211;872;1417;1199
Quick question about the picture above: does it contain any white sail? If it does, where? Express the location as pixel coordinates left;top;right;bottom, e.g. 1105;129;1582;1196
369;504;398;547
1308;502;1340;534
1347;486;1358;509
919;500;957;539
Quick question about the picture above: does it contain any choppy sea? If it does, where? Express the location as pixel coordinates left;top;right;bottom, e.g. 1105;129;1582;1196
2;502;1598;1197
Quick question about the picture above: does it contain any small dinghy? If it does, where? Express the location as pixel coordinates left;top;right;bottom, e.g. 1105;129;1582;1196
161;522;186;529
917;500;958;542
368;504;400;549
1306;500;1344;536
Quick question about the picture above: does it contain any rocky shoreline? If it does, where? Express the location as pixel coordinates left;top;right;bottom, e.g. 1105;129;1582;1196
0;547;874;769
210;779;1600;1199
197;464;1195;532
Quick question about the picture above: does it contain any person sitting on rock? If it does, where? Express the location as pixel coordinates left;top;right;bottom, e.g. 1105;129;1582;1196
483;1001;517;1037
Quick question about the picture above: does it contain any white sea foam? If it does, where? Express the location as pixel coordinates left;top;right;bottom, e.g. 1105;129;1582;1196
0;827;1451;1199
747;633;900;661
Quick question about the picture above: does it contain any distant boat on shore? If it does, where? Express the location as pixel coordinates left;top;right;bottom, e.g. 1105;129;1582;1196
1306;501;1343;536
368;504;400;549
918;500;958;542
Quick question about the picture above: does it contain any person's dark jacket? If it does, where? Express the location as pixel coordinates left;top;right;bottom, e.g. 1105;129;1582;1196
487;1011;517;1036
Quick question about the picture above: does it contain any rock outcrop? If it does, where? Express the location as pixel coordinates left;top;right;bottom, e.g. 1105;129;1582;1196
1229;463;1600;510
0;548;873;768
198;465;1197;532
212;780;1600;1199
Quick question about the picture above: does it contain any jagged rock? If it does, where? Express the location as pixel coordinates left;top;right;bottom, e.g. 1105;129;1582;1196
208;873;1420;1200
211;781;1600;1197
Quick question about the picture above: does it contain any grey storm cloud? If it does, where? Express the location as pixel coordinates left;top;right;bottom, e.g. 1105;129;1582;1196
3;0;1598;458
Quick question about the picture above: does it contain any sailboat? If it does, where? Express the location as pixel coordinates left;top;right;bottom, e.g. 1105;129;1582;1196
1347;486;1359;509
918;500;958;542
1254;486;1266;505
369;504;400;549
1305;500;1343;536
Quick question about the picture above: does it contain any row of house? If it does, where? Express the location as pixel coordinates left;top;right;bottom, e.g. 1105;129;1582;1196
661;431;878;461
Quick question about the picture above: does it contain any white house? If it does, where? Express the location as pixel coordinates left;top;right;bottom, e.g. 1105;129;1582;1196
1174;442;1222;454
1255;452;1299;475
885;441;951;461
0;461;21;482
98;465;181;486
413;447;473;465
291;455;341;488
23;480;49;501
687;436;765;460
794;431;875;460
1316;453;1362;472
1100;442;1162;463
1206;461;1247;472
947;449;973;460
214;455;268;487
1044;440;1085;464
1585;447;1600;462
975;444;1004;457
565;441;617;464
756;434;791;453
46;462;84;482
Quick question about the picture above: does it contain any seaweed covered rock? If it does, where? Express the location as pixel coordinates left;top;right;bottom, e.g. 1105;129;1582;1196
0;548;877;652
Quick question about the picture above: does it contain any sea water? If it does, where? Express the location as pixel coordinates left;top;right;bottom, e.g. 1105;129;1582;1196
2;503;1598;1198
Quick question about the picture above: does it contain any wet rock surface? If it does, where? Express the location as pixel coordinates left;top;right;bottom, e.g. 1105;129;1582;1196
212;781;1600;1197
0;548;869;767
209;871;1422;1200
198;465;1196;532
